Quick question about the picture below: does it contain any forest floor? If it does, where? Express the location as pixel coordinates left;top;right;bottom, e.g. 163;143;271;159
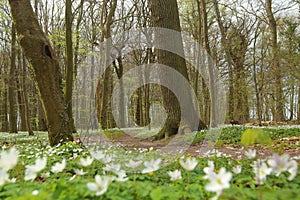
79;125;300;160
0;126;299;199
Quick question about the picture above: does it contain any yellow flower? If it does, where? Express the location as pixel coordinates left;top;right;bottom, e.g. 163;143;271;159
148;172;154;176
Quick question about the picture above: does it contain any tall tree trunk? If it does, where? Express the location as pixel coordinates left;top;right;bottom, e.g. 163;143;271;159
97;0;117;129
213;0;235;122
289;83;295;121
265;0;285;121
1;87;9;132
229;27;249;124
73;1;83;128
199;0;217;127
17;49;27;131
150;0;206;139
22;55;34;135
9;0;73;146
115;57;125;128
253;26;262;125
297;83;300;122
65;0;76;132
8;23;18;133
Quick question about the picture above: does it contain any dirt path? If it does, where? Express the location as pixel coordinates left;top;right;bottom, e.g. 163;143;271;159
79;131;300;160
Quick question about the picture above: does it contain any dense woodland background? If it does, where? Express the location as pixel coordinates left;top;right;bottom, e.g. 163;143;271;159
0;0;300;137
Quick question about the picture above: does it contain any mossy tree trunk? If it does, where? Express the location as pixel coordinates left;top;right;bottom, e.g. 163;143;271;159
9;0;74;146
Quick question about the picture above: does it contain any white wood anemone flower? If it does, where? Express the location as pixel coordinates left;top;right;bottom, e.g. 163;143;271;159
79;156;94;167
0;147;19;172
267;153;298;180
87;175;111;196
90;151;105;160
113;170;129;182
204;167;232;200
232;165;242;174
103;163;122;175
125;160;143;169
142;158;162;174
179;157;198;171
245;149;256;159
167;169;182;181
51;159;66;174
24;157;47;181
252;160;272;185
203;160;215;179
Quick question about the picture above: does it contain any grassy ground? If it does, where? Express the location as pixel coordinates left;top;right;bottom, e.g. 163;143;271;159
0;126;299;200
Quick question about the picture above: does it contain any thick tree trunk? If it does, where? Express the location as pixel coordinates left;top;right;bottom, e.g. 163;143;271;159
65;0;76;132
150;0;206;139
9;0;73;146
8;24;18;133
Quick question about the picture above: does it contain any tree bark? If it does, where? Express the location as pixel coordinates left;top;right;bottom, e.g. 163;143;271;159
150;0;206;139
65;0;76;132
9;0;73;146
97;0;118;129
298;83;300;122
199;0;217;127
8;23;18;133
265;0;285;121
17;48;27;131
22;55;34;135
212;0;235;122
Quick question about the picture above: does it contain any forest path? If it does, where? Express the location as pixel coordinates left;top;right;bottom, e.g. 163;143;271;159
79;130;300;160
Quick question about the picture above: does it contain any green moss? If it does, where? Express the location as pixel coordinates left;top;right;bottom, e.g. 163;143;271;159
241;129;272;146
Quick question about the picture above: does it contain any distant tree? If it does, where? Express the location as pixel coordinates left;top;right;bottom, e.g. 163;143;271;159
265;0;285;121
8;23;17;133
